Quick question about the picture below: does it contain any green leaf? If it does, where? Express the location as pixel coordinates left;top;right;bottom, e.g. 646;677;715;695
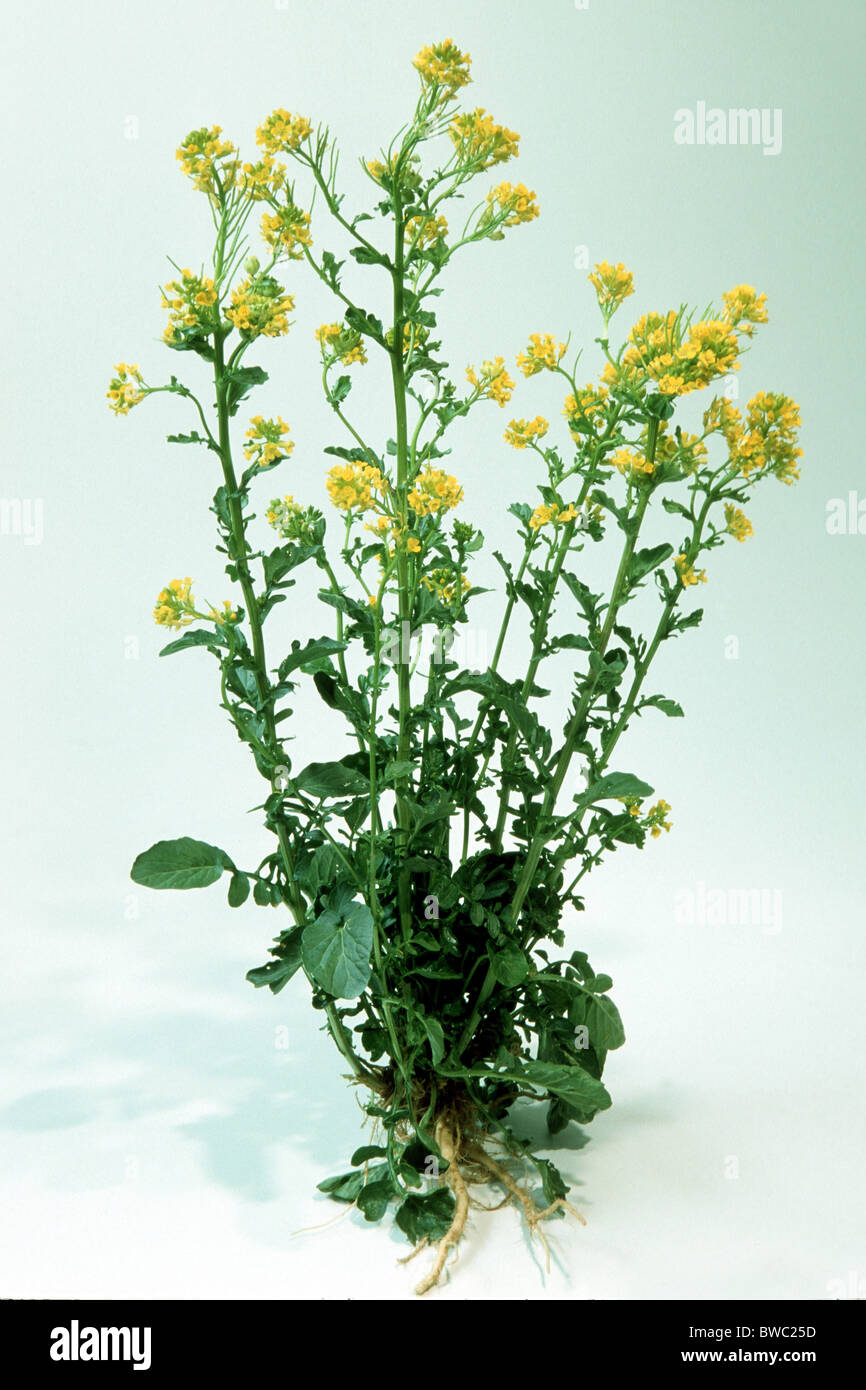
578;772;654;806
302;900;373;999
166;431;207;446
131;837;233;890
224;364;268;416
421;1016;446;1065
628;543;674;583
159;629;228;657
641;694;684;718
534;1156;569;1206
490;942;529;987
521;1061;612;1114
317;1161;389;1203
356;1178;394;1222
295;760;370;799
278;637;348;679
245;926;304;994
350;1145;388;1166
568;985;626;1051
227;873;250;907
394;1189;456;1243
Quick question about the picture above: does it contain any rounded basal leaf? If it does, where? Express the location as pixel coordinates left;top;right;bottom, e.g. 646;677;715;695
130;837;232;890
395;1189;457;1243
302;901;374;999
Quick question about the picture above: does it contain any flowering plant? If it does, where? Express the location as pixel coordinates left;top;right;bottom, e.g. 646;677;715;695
111;39;801;1293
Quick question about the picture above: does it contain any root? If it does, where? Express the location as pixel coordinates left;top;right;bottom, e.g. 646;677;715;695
414;1119;471;1295
465;1142;585;1273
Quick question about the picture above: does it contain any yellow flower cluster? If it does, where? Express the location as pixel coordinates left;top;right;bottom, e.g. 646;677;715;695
315;322;367;365
161;269;220;346
241;156;286;201
408;466;463;516
256;110;313;155
265;495;322;543
208;600;238;625
516;333;567;377
646;799;673;838
405;214;448;247
412;39;472;97
721;284;768;338
107;363;145;415
483;182;540;231
449;108;519;169
176;127;240;196
563;383;609;439
588;261;635;320
225;277;294;339
466;357;515;407
421;567;471;605
724;503;754;542
244;416;294;470
674;553;707;587
365;153;422;192
529;501;578;531
610;446;655;480
612;310;741;398
732;393;803;484
153;578;195;630
504;416;549;449
261;201;312;259
326;462;386;513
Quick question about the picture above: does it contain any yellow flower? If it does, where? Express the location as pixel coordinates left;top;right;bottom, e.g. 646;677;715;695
326;462;386;514
255;109;313;155
449;108;519;169
646;799;673;838
408;467;463;516
504;416;549;449
588;261;635;319
721;284;768;338
315;322;367;366
176;127;240;196
674;553;707;587
107;363;145;415
405;214;448;247
208;600;238;626
624;310;740;398
609;446;655;480
266;495;322;543
466;356;515;407
724;503;754;542
482;182;540;234
421;567;471;605
529;501;578;531
563;383;609;439
412;39;472;98
161;271;221;347
241;155;287;201
244;416;294;470
516;333;567;377
261;201;312;259
153;577;196;631
225;276;294;339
